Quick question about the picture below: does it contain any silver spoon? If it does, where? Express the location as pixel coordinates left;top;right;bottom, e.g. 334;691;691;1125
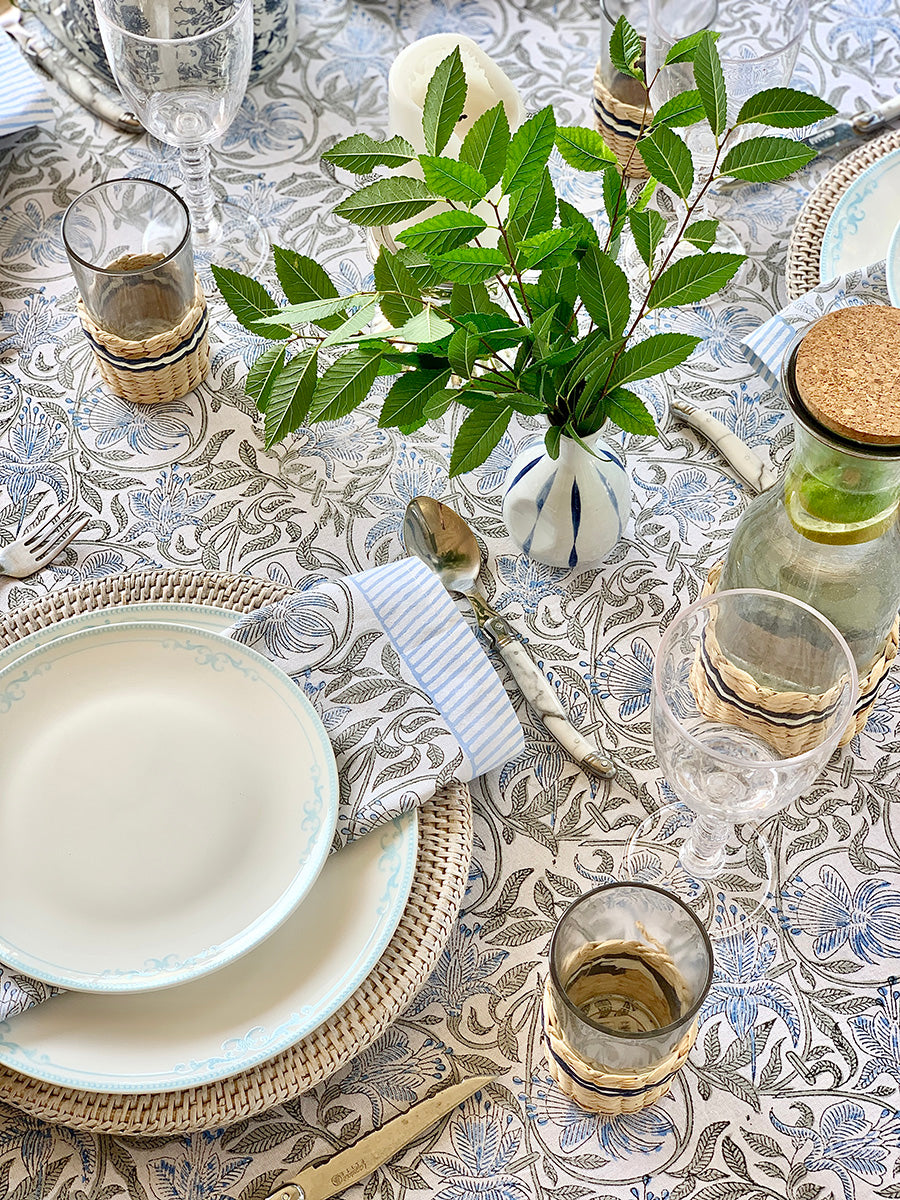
403;496;616;780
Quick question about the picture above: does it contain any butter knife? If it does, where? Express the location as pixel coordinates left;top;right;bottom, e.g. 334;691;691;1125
0;0;141;133
799;93;900;154
671;398;779;494
266;1075;495;1200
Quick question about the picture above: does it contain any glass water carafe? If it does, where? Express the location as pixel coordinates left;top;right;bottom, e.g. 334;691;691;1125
720;345;900;676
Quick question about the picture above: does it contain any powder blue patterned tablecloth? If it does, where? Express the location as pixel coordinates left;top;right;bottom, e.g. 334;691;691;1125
1;2;900;1198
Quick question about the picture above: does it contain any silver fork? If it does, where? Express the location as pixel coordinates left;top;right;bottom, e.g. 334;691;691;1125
0;500;90;578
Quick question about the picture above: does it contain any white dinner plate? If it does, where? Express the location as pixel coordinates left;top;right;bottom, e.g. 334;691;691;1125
819;146;900;282
0;622;338;993
0;605;417;1093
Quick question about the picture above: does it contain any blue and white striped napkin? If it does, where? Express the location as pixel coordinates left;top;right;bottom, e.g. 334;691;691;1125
0;36;55;141
0;556;524;1020
742;260;889;389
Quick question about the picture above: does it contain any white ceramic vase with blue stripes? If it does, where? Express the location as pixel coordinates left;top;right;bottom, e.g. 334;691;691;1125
502;432;630;570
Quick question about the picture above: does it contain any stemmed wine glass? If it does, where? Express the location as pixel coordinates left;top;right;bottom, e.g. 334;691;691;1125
629;589;857;916
94;0;269;278
645;0;809;256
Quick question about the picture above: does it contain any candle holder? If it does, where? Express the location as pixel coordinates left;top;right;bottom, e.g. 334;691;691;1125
543;883;712;1113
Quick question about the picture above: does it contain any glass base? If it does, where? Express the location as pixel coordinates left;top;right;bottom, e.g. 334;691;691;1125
622;801;776;923
193;200;270;290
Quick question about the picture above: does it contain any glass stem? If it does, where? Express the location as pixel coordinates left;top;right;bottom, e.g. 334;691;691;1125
179;144;216;243
679;813;732;879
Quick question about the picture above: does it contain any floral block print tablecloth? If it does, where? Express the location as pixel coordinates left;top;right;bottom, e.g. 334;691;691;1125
2;1;900;1198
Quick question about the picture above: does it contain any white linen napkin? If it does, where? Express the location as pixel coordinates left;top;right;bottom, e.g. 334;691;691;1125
0;37;55;141
742;260;888;389
0;557;524;1020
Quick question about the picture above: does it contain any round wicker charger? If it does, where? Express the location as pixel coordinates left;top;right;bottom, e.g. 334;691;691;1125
786;128;900;300
0;568;473;1135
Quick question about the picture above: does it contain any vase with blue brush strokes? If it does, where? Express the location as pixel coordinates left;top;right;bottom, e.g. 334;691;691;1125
502;432;630;570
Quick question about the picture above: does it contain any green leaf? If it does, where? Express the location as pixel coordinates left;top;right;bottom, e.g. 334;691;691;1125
431;246;507;284
272;246;345;331
450;282;499;316
322;132;416;172
558;198;600;252
333;176;438;227
693;31;727;137
607;332;702;387
419;155;488;205
648;252;744;309
458;312;527;351
627;207;667;270
545;423;562;460
449;403;513;476
602;168;629;242
252;295;359;331
508;167;557;243
735;87;837;129
651;89;705;129
373;248;423;326
609;15;644;80
389;305;455;344
448;327;482;377
517;228;578;272
577;245;631;340
264;348;318;448
683;217;718;251
397;248;446;292
604;386;658;435
398;210;488;257
320;297;380;348
664;29;719;66
246;346;285;412
380;368;453;426
554;126;617;172
210;265;290;338
638;125;694;199
423;47;467;155
719;135;817;182
308;347;382;421
459;101;510;190
633;177;658;212
502;106;557;194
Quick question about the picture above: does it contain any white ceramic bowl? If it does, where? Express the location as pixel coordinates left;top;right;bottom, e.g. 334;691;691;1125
887;218;900;307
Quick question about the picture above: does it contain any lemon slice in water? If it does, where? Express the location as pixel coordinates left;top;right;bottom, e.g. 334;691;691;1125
786;488;897;545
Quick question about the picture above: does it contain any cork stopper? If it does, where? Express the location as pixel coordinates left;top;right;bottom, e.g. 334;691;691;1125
794;305;900;446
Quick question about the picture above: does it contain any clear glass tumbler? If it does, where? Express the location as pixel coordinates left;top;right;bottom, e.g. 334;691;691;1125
549;882;713;1074
62;178;196;340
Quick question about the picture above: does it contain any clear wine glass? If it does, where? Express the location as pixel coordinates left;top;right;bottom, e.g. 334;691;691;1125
645;0;809;255
628;589;856;917
93;0;269;279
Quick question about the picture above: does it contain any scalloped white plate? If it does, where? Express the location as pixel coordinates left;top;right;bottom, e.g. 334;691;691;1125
819;145;900;281
0;621;337;993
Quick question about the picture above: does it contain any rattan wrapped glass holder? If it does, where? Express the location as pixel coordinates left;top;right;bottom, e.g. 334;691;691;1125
592;62;651;178
703;562;898;748
542;980;696;1114
78;275;210;404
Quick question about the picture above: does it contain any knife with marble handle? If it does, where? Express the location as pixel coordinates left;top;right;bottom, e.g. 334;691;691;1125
0;0;141;133
266;1076;496;1200
670;398;779;494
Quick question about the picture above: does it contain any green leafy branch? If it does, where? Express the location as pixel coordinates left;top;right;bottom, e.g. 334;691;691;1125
214;24;835;475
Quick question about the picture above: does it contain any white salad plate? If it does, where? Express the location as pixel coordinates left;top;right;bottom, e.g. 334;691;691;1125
0;605;417;1094
0;620;338;993
819;145;900;282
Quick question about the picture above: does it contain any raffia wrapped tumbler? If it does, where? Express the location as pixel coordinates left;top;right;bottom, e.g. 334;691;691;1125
63;179;209;404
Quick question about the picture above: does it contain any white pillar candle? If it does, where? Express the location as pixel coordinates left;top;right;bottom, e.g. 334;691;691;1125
388;33;525;154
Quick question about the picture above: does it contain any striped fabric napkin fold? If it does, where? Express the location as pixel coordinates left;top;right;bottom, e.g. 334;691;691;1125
0;36;55;140
742;260;888;389
0;556;524;1021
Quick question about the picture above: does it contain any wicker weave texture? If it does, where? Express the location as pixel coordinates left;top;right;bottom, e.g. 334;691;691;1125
77;276;210;404
786;129;900;300
0;569;473;1135
592;62;651;179
542;982;696;1114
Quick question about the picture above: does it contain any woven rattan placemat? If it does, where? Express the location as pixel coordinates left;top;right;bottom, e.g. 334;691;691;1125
786;128;900;300
0;568;473;1135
